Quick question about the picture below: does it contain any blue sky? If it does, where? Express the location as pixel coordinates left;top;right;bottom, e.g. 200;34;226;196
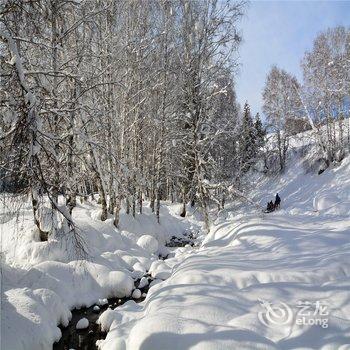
235;0;350;117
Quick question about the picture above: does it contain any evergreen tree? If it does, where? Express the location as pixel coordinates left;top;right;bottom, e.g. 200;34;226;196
239;102;256;172
254;113;266;149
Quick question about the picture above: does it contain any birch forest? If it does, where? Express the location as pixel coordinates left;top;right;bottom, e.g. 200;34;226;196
1;0;247;241
1;1;349;244
2;2;350;350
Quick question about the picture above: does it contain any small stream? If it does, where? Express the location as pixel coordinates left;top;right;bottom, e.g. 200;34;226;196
53;277;152;350
165;229;199;248
53;231;198;350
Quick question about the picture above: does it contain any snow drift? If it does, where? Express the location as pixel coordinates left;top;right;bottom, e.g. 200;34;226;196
1;201;198;350
96;153;350;349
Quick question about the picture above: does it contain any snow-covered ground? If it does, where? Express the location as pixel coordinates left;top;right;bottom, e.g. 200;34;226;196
1;142;350;349
97;156;350;349
1;200;201;350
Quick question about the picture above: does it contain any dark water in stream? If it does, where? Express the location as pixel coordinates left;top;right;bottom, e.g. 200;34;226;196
53;277;151;350
53;231;198;350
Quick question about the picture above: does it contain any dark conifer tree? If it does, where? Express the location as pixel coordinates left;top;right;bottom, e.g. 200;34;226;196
239;102;256;172
254;112;266;149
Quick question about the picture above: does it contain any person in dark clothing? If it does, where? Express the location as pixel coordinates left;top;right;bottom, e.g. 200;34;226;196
274;193;281;209
266;201;274;212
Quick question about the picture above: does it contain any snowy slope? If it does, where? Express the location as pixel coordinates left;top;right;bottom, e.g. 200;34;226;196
97;155;350;349
247;148;350;218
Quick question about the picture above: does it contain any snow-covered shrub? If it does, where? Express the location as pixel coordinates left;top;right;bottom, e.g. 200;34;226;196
137;235;159;254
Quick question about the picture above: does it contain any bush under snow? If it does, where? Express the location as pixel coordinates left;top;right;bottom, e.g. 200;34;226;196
137;235;159;254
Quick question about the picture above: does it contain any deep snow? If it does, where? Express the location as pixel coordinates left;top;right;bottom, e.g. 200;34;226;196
96;156;350;349
1;200;201;350
1;139;350;349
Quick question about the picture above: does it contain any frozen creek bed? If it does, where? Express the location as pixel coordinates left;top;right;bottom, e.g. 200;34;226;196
53;231;200;350
53;276;152;350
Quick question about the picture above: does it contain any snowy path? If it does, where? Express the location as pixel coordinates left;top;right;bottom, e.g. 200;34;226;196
98;212;350;349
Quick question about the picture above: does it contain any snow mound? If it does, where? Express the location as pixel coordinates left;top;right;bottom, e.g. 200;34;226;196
313;194;350;216
2;288;71;350
149;260;171;280
132;261;147;274
76;318;89;329
91;209;104;221
104;271;134;298
313;193;340;211
97;308;122;332
148;278;162;288
137;235;159;254
138;277;148;288
132;289;141;299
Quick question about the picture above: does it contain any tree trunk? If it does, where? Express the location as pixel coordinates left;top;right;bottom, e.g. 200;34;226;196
51;0;60;205
150;190;155;212
31;188;48;241
98;179;108;221
180;189;186;217
156;191;160;224
113;195;121;228
138;190;142;214
126;196;130;215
